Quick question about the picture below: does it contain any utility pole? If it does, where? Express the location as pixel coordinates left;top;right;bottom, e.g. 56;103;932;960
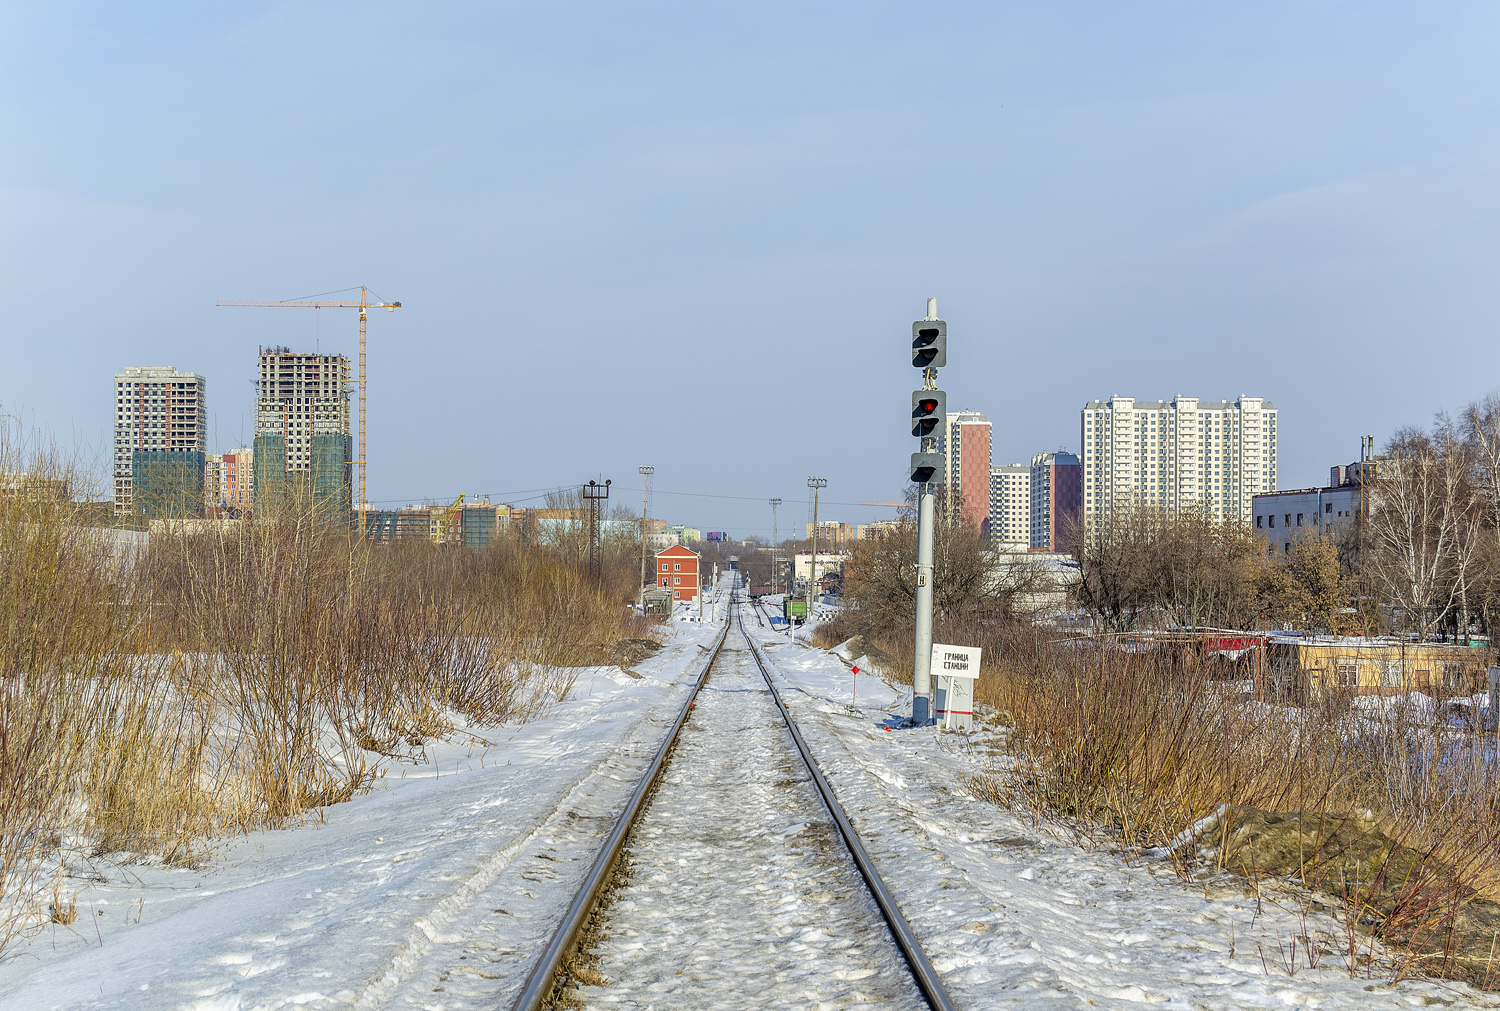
769;497;781;594
909;297;948;725
807;477;827;622
639;465;654;599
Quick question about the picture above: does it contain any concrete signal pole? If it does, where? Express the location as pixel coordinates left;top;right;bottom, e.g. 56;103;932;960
769;497;781;593
909;296;947;725
638;465;654;599
807;477;827;624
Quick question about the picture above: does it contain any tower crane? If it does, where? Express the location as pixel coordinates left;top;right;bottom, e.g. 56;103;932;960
437;493;465;545
218;286;401;535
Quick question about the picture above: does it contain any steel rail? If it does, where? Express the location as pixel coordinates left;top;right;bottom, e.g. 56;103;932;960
508;613;731;1011
737;592;959;1011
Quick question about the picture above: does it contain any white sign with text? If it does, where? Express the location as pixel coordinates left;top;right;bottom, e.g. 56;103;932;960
931;643;981;731
930;643;981;677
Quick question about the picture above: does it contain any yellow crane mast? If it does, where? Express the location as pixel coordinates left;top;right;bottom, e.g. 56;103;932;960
218;286;401;535
436;493;465;545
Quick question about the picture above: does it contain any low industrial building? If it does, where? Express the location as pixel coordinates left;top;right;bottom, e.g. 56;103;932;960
1266;637;1494;701
1251;453;1375;555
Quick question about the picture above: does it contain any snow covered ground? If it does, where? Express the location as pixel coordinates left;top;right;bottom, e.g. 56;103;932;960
754;623;1490;1009
0;620;724;1011
5;576;1490;1010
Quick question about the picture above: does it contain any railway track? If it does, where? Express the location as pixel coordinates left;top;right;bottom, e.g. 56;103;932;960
512;582;956;1010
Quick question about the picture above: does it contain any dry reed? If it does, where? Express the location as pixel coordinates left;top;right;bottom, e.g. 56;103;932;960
0;422;653;957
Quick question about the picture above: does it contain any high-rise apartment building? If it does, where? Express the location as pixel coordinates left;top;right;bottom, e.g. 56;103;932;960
989;464;1031;547
1080;395;1277;533
806;520;857;552
941;411;992;531
1030;451;1082;552
113;366;207;516
253;348;351;517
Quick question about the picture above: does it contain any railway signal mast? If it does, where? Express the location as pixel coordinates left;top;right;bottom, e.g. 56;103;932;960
909;298;947;724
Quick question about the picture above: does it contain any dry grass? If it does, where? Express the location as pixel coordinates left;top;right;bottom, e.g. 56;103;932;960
0;423;655;957
816;601;1500;986
966;636;1500;987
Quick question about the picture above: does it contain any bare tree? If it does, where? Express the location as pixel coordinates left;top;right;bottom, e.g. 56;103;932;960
1076;506;1265;632
1368;425;1481;640
841;513;1009;636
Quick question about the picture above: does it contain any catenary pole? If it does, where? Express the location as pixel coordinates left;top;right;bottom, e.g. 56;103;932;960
769;498;782;593
807;478;826;626
638;465;654;600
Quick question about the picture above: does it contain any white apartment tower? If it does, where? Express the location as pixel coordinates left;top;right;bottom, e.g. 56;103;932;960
989;464;1031;547
1081;395;1277;532
113;366;207;514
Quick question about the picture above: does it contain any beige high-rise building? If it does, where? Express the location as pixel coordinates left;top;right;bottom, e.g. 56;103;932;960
1081;395;1277;533
113;366;207;515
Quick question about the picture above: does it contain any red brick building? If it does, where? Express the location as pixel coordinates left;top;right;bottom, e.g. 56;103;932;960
946;411;992;532
656;544;701;602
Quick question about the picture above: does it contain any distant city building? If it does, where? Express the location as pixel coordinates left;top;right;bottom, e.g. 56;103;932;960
988;464;1030;548
1252;457;1374;556
806;520;856;552
204;454;223;509
655;544;701;601
1081;395;1277;532
221;447;253;511
1030;451;1082;552
113;366;207;516
646;530;682;551
665;525;701;544
940;410;991;531
857;519;902;540
365;499;512;548
253;348;351;518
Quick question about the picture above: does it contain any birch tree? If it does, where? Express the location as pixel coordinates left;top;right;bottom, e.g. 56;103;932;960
1369;425;1480;640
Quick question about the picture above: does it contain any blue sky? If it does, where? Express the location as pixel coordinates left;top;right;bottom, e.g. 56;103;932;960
2;3;1497;536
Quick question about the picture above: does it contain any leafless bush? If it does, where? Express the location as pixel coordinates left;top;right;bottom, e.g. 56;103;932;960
969;640;1500;986
0;419;655;957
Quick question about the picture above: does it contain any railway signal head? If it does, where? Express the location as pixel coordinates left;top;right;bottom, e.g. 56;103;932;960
911;390;946;438
912;319;946;369
910;451;945;484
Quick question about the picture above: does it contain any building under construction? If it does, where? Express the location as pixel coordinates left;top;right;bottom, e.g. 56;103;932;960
364;499;511;548
113;365;207;516
252;348;351;519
